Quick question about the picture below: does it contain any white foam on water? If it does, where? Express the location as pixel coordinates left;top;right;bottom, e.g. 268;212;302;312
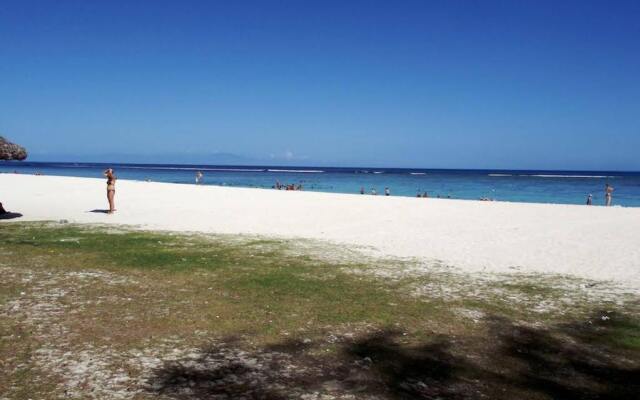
123;166;265;172
266;169;324;173
206;168;265;172
522;174;618;179
489;173;618;178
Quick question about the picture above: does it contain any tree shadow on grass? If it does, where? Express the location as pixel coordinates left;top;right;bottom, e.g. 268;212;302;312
150;339;314;399
485;312;640;400
148;311;640;399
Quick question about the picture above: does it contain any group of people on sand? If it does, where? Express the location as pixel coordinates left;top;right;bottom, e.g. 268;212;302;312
83;169;623;215
274;181;303;191
0;168;623;220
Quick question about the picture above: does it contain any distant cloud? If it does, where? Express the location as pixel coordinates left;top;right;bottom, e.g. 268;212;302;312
267;150;308;162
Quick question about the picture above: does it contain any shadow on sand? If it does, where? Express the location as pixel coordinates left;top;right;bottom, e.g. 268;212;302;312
0;212;23;220
88;209;110;214
148;311;640;399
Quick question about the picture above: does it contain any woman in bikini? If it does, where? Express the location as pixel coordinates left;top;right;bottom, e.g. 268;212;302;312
104;168;116;213
605;183;614;206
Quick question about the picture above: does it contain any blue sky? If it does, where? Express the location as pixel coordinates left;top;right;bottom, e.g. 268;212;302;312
1;0;639;169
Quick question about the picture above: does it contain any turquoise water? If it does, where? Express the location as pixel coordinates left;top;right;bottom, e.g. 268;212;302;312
2;161;640;207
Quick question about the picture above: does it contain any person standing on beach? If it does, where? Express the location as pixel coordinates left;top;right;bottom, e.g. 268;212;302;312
104;168;116;213
605;184;614;206
385;187;390;196
586;194;593;205
195;171;203;184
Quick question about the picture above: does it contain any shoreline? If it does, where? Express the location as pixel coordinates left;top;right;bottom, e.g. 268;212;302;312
3;166;639;207
3;174;640;288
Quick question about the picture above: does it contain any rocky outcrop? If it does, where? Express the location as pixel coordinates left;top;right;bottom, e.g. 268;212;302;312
0;136;27;160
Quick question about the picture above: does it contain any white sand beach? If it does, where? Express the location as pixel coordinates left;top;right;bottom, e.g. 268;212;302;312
2;174;640;288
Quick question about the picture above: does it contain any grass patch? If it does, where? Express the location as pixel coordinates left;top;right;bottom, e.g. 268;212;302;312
0;223;446;344
1;221;638;399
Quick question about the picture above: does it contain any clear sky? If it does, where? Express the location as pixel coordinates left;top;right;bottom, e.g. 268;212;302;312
1;0;639;169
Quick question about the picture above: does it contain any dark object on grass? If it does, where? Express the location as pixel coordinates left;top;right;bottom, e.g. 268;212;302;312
0;202;22;219
0;136;27;160
0;137;27;218
0;212;22;220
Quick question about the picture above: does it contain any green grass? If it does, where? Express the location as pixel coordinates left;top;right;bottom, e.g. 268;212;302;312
1;222;639;399
586;311;640;351
0;223;446;341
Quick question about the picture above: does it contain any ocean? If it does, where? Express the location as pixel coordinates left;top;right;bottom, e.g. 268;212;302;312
2;161;640;207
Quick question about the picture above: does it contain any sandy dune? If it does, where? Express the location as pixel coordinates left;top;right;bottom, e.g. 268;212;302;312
2;174;640;288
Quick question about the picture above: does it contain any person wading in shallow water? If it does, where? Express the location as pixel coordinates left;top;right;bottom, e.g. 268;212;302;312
104;168;117;213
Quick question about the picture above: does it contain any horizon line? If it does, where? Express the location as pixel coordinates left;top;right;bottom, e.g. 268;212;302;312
3;159;639;174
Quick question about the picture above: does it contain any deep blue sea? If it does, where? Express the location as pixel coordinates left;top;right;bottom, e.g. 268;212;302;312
2;161;640;207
